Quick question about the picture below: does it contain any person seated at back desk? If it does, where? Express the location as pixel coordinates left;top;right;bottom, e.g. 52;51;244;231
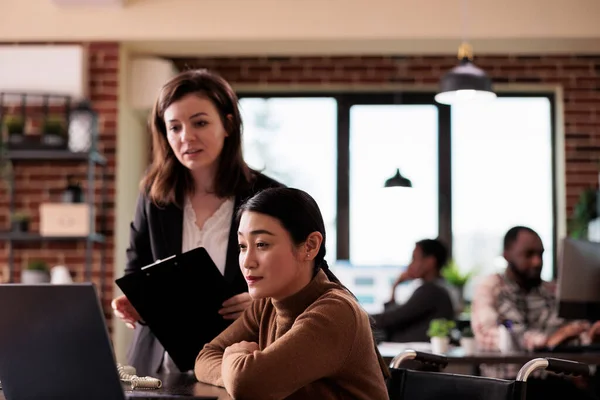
371;238;455;343
472;226;600;378
471;226;600;399
194;188;389;400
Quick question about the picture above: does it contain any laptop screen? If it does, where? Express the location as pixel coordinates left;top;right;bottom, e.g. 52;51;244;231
0;284;125;400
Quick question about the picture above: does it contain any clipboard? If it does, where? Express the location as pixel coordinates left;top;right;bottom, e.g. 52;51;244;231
115;246;236;372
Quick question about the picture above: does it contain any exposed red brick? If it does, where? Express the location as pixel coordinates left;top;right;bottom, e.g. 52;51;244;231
171;54;600;218
0;42;118;325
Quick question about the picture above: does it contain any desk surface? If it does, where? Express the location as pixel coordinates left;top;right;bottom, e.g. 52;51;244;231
379;344;600;365
0;373;232;400
4;349;600;399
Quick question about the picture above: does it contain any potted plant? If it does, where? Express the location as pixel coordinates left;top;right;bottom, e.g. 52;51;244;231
0;134;13;188
41;116;67;148
459;326;476;355
427;318;455;354
441;259;473;313
11;210;31;233
568;188;597;239
4;115;26;145
22;259;50;284
441;259;471;288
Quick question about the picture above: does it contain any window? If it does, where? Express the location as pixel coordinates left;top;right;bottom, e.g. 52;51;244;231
238;92;557;310
452;97;554;283
349;105;439;267
239;97;338;263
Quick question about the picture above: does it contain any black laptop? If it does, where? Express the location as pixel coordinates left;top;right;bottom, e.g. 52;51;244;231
0;283;222;400
0;284;126;400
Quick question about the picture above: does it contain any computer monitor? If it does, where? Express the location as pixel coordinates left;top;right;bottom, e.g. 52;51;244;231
557;237;600;321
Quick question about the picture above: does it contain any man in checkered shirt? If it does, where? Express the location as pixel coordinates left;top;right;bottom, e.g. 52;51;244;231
471;226;600;381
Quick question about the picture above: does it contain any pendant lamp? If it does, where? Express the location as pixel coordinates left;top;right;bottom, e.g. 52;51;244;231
384;169;412;188
435;42;496;105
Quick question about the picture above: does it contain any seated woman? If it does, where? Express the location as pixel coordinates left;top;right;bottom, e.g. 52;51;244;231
371;238;456;343
194;187;390;400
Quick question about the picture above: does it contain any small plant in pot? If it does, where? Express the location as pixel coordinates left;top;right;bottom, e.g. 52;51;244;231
568;188;597;239
11;211;31;233
459;326;477;355
22;259;50;284
4;115;26;145
427;318;455;354
41;116;67;148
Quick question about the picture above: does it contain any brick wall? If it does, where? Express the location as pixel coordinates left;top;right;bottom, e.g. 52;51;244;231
172;55;600;217
0;42;118;321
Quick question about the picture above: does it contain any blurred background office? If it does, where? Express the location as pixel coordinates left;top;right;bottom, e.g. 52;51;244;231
0;0;598;366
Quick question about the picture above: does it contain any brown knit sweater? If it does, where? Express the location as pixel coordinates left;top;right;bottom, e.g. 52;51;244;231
194;269;389;400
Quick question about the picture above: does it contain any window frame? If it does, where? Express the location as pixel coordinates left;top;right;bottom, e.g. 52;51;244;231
237;91;557;277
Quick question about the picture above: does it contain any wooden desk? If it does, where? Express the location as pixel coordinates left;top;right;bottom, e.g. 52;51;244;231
0;373;232;400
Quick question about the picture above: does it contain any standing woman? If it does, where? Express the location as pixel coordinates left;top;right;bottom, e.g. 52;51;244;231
111;69;281;376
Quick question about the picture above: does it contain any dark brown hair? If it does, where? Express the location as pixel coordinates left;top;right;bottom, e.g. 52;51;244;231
141;68;251;207
416;238;449;271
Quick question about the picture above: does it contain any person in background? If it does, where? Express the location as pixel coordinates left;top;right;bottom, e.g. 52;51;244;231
195;187;389;400
371;238;455;343
471;226;600;399
111;69;281;376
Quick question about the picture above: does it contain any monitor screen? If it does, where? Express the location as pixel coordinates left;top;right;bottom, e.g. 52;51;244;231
557;237;600;321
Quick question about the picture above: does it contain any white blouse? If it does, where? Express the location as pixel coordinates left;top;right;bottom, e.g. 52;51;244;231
181;196;235;276
161;195;235;373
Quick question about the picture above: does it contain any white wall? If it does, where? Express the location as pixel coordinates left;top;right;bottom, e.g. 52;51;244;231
0;45;88;100
128;57;177;111
112;46;150;363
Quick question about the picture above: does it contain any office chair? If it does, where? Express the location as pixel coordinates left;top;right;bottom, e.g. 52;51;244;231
387;350;591;400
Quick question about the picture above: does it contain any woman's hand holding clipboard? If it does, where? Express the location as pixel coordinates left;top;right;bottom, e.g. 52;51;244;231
111;295;142;329
112;283;251;327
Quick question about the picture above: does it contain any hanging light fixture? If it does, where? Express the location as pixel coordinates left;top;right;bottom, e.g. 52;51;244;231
435;42;496;105
384;169;412;188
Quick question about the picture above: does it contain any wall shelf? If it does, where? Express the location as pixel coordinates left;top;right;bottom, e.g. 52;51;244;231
0;232;105;243
6;149;106;165
0;91;108;296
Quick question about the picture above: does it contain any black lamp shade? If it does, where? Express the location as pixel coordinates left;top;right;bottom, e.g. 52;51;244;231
435;58;496;105
385;169;412;188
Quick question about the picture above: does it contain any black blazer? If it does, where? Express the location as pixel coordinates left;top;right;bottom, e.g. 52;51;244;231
123;172;281;376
